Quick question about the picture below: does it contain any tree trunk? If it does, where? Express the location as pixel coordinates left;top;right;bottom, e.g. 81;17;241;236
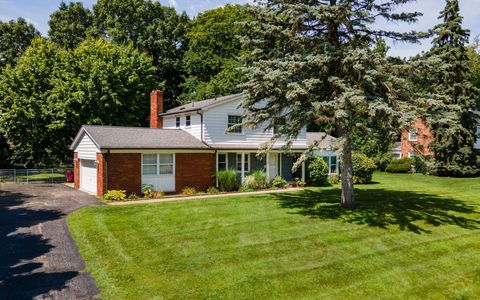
341;135;355;209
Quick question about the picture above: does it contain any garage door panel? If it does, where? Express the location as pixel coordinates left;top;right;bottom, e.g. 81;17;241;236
80;160;97;194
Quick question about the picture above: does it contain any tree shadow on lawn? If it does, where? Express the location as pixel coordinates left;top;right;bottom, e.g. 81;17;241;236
274;188;480;234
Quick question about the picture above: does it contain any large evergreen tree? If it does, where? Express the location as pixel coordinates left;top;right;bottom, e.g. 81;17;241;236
48;1;95;49
241;0;423;209
420;0;479;176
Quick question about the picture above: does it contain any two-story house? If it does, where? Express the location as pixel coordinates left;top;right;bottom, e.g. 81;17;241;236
70;91;337;196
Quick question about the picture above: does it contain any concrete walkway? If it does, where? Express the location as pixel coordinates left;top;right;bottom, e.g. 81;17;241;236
108;187;304;206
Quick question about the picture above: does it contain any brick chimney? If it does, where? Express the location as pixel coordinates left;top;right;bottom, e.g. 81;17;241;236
150;90;163;128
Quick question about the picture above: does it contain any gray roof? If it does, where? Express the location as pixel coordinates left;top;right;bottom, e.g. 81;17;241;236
72;125;210;149
160;93;243;116
306;132;337;150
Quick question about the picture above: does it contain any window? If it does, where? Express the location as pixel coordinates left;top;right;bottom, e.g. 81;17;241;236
159;154;174;175
408;152;415;158
186;115;191;127
218;153;227;171
236;153;249;172
228;115;243;134
477;125;480;139
175;117;180;128
330;156;337;174
408;128;418;141
142;154;157;175
142;154;174;176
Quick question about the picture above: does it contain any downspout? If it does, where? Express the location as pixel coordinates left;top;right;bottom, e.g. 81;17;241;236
105;149;110;192
196;110;204;142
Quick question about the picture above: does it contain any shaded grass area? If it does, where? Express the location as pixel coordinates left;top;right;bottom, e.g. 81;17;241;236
68;173;480;299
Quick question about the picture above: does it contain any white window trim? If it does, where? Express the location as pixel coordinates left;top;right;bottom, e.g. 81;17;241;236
185;115;191;128
408;128;418;141
236;153;250;173
217;152;229;171
408;152;415;158
142;153;175;177
175;117;180;128
227;115;244;135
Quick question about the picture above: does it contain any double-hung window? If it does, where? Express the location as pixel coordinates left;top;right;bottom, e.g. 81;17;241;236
218;153;227;171
142;154;174;176
186;115;191;127
408;128;418;141
228;115;243;134
330;156;337;174
175;117;180;128
236;153;249;172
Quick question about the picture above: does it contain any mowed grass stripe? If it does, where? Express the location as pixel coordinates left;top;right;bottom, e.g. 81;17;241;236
68;173;480;299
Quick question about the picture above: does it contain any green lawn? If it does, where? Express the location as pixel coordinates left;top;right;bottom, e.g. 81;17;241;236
68;173;480;299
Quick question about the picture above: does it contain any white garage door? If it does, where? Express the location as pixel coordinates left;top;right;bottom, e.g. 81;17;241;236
80;159;97;194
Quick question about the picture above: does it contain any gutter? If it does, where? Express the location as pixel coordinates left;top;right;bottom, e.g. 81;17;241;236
158;108;201;117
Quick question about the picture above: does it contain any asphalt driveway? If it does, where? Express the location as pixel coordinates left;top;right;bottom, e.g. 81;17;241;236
0;184;101;300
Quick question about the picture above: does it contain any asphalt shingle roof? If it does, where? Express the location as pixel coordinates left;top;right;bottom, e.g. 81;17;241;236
161;93;243;116
306;132;337;150
80;125;210;149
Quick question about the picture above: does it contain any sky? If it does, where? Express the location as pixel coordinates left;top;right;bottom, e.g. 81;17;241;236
0;0;479;58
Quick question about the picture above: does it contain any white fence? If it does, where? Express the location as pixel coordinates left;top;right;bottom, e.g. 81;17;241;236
0;168;73;184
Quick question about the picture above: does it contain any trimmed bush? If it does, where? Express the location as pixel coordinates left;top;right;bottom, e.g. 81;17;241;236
373;152;392;171
103;190;127;201
217;169;237;192
142;184;155;198
386;158;412;173
352;153;376;184
306;155;329;186
271;176;288;188
294;177;306;187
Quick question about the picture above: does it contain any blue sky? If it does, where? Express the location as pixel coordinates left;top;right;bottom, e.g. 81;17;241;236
0;0;478;57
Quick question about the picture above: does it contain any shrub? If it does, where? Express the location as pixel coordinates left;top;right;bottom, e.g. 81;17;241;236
242;170;268;190
294;177;306;187
181;186;197;196
271;176;288;188
413;155;433;174
103;190;127;201
217;169;237;192
373;153;392;172
127;193;139;201
352;152;376;184
328;174;340;185
385;158;412;173
151;191;164;199
142;184;155;198
206;186;219;194
306;155;328;186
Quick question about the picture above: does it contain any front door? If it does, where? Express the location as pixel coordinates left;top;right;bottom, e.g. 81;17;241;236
268;153;278;181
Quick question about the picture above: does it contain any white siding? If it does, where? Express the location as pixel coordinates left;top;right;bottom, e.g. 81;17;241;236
163;114;202;140
202;98;307;148
75;133;100;160
475;125;480;150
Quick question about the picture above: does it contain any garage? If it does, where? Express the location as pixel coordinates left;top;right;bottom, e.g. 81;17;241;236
80;159;97;194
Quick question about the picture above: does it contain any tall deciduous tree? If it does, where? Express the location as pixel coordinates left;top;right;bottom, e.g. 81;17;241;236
93;0;189;105
420;0;479;176
179;4;251;103
241;0;423;209
0;38;156;166
48;1;94;49
0;18;40;69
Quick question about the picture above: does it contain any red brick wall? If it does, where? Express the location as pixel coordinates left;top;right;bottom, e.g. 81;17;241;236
73;152;79;189
96;153;106;196
401;117;434;158
106;153;142;196
176;153;214;192
150;90;164;129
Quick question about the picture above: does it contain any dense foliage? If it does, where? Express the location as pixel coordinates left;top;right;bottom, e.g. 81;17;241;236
0;38;156;166
179;4;250;103
351;153;376;184
48;1;94;49
217;169;237;192
0;18;40;69
240;0;422;208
